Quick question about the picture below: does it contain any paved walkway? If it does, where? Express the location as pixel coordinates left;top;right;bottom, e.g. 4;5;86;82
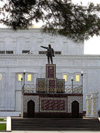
1;131;100;133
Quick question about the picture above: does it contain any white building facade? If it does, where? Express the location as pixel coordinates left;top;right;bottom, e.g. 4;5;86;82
0;28;99;116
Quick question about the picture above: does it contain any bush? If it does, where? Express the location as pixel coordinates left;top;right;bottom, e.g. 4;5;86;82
98;110;100;117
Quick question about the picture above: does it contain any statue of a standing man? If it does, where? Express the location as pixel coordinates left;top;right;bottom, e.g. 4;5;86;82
41;44;54;64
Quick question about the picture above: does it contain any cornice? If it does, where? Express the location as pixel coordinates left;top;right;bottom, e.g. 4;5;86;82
0;54;100;59
1;65;100;69
0;28;42;33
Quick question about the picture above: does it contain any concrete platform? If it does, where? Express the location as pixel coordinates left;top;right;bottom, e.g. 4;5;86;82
1;131;100;133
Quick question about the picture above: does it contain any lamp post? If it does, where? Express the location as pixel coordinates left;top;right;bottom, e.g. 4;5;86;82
21;77;23;89
21;75;23;118
0;74;2;81
23;70;26;87
0;73;2;111
21;70;26;118
71;77;73;93
81;71;83;94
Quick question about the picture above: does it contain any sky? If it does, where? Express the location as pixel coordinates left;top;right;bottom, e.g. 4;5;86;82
0;0;100;54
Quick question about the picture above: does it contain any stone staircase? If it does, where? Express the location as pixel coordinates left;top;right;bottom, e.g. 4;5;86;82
11;118;100;131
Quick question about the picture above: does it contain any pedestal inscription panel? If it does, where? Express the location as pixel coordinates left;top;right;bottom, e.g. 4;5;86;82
46;78;57;93
46;64;56;78
40;98;67;112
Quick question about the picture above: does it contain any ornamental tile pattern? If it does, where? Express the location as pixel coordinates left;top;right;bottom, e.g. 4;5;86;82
40;97;67;112
57;79;65;93
88;99;91;115
68;96;83;113
93;99;96;115
46;64;56;78
36;78;46;92
23;96;39;113
46;78;57;93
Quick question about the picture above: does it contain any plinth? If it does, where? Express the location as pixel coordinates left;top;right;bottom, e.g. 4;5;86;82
36;64;65;93
45;64;56;78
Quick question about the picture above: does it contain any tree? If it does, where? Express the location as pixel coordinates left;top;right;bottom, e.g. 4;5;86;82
0;0;100;42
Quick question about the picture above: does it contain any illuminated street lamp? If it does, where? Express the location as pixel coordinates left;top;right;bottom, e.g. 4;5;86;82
21;70;26;118
0;73;2;80
23;70;26;87
81;71;83;94
71;77;73;93
0;73;2;110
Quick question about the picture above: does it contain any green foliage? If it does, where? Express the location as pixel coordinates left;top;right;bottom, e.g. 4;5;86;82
98;110;100;117
0;0;100;42
0;124;6;131
0;119;4;121
0;118;6;121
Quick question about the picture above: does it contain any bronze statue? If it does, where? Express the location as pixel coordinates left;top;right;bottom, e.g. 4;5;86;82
41;44;54;64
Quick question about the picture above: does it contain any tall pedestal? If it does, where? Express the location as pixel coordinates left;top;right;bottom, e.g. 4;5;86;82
45;64;56;78
46;64;56;93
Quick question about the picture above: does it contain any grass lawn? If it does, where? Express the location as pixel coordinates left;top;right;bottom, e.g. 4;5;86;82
0;124;6;131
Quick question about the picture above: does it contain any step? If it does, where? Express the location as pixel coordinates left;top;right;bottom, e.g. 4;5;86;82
11;118;100;131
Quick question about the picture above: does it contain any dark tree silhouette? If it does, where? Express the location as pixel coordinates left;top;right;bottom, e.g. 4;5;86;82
0;0;100;42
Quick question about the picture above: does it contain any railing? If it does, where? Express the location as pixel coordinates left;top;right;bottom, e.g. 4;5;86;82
23;84;82;94
24;84;36;93
0;117;11;132
65;85;82;94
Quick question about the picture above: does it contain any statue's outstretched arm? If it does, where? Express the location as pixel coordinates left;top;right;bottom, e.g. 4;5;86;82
41;46;48;49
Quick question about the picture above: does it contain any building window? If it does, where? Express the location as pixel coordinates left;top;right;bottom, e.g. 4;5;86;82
6;51;13;54
27;74;32;81
18;74;22;81
0;51;5;54
55;51;61;55
63;74;67;82
39;51;46;54
39;51;61;55
76;75;80;82
22;50;30;54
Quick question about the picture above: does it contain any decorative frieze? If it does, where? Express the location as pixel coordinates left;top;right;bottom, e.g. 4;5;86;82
1;54;100;60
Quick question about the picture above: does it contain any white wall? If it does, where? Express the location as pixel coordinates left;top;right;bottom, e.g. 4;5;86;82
0;28;100;116
0;28;84;55
0;54;100;113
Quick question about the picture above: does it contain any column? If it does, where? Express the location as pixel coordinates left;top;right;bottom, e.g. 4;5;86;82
90;92;99;117
85;94;91;117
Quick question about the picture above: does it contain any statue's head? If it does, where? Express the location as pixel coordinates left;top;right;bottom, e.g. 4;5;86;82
48;44;51;48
